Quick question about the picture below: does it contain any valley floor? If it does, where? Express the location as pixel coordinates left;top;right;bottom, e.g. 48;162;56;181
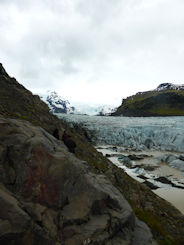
97;146;184;214
58;114;184;215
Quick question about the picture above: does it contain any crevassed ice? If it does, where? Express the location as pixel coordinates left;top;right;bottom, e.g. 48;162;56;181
57;114;184;152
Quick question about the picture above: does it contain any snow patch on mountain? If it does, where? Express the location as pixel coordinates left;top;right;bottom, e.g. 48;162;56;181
39;91;116;115
155;83;184;91
134;83;184;96
40;91;76;114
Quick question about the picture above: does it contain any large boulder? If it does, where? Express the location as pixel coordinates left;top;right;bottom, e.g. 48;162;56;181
0;116;155;244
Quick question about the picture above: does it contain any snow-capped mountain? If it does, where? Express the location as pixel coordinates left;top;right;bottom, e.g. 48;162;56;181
156;83;184;91
135;83;184;96
113;82;184;116
39;91;116;116
40;91;76;114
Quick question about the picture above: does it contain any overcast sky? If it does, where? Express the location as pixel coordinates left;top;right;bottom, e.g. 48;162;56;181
1;0;184;105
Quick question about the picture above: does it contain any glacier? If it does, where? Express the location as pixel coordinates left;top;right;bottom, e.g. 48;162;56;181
58;114;184;152
58;114;184;214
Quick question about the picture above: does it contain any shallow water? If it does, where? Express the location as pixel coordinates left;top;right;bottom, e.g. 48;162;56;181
154;188;184;214
97;146;184;214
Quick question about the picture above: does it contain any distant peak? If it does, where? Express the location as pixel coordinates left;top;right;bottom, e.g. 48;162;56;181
40;90;75;114
156;83;184;91
46;90;67;102
157;83;173;89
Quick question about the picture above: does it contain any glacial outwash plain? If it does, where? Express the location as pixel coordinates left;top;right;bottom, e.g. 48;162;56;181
0;64;184;245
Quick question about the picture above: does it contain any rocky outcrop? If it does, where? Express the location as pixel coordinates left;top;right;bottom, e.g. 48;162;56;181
0;117;155;244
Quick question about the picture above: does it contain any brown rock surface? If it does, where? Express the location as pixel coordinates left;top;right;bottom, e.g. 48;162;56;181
0;117;155;244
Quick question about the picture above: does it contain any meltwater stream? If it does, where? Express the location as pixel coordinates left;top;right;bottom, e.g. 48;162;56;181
58;114;184;214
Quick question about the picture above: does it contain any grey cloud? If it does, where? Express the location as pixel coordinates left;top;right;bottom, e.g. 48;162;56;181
0;0;184;104
61;60;79;74
76;0;123;25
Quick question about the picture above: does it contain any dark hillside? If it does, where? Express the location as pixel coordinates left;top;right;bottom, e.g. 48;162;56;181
113;86;184;116
0;63;65;136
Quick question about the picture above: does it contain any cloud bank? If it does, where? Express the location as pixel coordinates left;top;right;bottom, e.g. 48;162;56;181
1;0;184;105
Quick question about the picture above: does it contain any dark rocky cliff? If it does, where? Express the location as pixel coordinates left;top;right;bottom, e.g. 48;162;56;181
0;64;184;244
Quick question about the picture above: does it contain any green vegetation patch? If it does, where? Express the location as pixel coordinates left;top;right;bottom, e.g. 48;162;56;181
113;89;184;116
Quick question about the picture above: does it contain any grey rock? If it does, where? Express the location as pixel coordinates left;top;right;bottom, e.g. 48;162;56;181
155;177;172;185
0;117;155;244
131;219;155;245
169;159;184;171
0;185;30;236
118;155;131;164
179;154;184;161
143;181;159;190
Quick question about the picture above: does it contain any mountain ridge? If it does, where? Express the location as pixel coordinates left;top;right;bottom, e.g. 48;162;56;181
40;90;116;115
113;83;184;116
40;91;76;114
155;83;184;91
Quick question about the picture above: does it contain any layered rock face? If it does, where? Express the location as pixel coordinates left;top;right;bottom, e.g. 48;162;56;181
0;117;154;245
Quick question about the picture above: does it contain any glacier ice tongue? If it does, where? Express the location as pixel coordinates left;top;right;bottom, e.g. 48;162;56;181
58;114;184;153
